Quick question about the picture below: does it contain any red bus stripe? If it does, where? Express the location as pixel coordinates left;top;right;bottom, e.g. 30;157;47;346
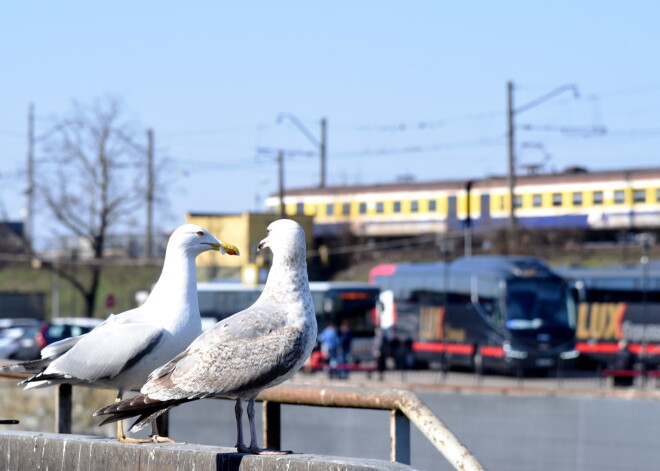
412;341;443;353
576;342;619;354
480;346;505;358
412;341;474;355
577;342;660;355
444;344;475;355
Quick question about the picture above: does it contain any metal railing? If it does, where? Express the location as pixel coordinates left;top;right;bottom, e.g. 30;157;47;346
256;384;485;470
0;372;485;471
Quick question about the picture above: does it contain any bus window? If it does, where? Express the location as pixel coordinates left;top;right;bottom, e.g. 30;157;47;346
473;277;504;326
506;280;573;329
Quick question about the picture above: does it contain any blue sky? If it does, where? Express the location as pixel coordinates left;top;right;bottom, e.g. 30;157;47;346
2;2;660;244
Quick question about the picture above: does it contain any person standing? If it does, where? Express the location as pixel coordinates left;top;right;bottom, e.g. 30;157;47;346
338;320;353;379
373;327;389;381
318;322;339;378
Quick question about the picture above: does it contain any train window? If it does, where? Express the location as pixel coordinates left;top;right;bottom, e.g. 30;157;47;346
296;202;304;215
532;194;542;207
633;189;646;203
428;199;437;212
572;192;583;206
410;200;419;212
326;203;334;216
657;188;660;202
514;195;522;208
393;201;401;213
552;193;562;207
593;191;603;205
376;202;384;214
359;202;367;214
500;196;505;210
342;202;351;216
614;190;625;204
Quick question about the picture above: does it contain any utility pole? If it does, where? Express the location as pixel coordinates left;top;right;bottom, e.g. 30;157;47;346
146;129;154;258
26;104;35;252
507;82;516;252
277;150;285;218
506;81;581;254
464;180;473;257
277;113;326;188
320;118;327;188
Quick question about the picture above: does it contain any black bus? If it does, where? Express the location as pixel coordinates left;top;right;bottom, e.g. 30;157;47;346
197;281;380;363
556;264;660;367
369;256;578;374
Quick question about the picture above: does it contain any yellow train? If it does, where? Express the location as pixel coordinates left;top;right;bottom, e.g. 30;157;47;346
264;166;660;237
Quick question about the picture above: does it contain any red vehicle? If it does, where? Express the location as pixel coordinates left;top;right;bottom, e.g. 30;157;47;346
36;317;103;351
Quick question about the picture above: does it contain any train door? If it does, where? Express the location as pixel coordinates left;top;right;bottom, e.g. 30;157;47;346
447;195;458;231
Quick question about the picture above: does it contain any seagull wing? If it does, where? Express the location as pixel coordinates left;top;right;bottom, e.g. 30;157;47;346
143;302;297;398
42;319;163;383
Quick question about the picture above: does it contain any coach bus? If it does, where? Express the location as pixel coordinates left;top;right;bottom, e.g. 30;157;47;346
556;264;660;367
197;281;380;363
369;256;578;375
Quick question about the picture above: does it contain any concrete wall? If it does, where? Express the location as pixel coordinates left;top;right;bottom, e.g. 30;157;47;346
0;431;414;471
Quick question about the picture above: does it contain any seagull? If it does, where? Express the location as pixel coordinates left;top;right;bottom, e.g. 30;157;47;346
0;224;239;443
95;219;317;454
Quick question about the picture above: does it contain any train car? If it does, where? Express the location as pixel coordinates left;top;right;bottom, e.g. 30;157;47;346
264;166;660;237
557;264;660;367
369;256;578;375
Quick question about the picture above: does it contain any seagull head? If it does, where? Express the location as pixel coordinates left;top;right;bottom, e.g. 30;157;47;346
169;224;240;257
257;219;306;259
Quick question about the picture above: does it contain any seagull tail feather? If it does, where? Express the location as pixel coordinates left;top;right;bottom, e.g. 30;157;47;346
94;394;191;431
0;357;52;375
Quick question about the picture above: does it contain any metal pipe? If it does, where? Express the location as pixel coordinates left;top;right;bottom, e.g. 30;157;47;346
56;384;72;434
256;385;485;471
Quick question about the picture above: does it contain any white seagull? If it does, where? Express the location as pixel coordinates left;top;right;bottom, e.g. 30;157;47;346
95;219;317;454
0;224;239;442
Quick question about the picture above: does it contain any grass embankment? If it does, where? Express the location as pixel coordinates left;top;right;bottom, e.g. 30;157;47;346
0;262;162;319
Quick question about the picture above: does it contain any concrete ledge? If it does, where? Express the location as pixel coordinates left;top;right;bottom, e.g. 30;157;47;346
0;431;415;471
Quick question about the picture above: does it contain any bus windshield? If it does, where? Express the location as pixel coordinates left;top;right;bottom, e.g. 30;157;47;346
505;280;574;330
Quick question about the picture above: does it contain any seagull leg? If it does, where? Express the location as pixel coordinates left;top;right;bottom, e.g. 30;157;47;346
113;389;151;444
150;418;175;443
114;390;129;442
246;398;291;455
235;399;249;453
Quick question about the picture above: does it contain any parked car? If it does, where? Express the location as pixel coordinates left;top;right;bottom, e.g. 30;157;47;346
36;317;103;350
0;325;41;360
0;318;41;331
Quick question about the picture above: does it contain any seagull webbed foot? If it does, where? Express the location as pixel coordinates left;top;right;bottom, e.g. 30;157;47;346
117;435;152;444
237;444;292;454
251;447;293;455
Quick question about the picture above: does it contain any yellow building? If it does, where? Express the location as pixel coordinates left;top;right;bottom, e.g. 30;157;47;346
186;212;314;281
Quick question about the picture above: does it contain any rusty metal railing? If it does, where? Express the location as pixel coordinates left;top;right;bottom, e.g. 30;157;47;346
0;372;485;470
255;384;485;470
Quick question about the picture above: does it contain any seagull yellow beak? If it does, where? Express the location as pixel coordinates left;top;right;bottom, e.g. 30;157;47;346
202;242;240;256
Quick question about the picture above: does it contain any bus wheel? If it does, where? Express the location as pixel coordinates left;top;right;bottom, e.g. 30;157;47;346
472;347;484;375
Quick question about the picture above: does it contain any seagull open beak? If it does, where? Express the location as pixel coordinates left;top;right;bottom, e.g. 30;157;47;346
202;242;240;255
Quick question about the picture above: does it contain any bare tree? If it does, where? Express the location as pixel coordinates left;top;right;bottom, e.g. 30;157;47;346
36;97;151;317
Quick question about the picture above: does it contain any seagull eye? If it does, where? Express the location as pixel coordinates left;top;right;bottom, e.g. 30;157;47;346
195;231;204;236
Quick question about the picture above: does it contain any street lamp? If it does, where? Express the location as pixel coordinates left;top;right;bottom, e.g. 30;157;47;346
639;232;655;361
